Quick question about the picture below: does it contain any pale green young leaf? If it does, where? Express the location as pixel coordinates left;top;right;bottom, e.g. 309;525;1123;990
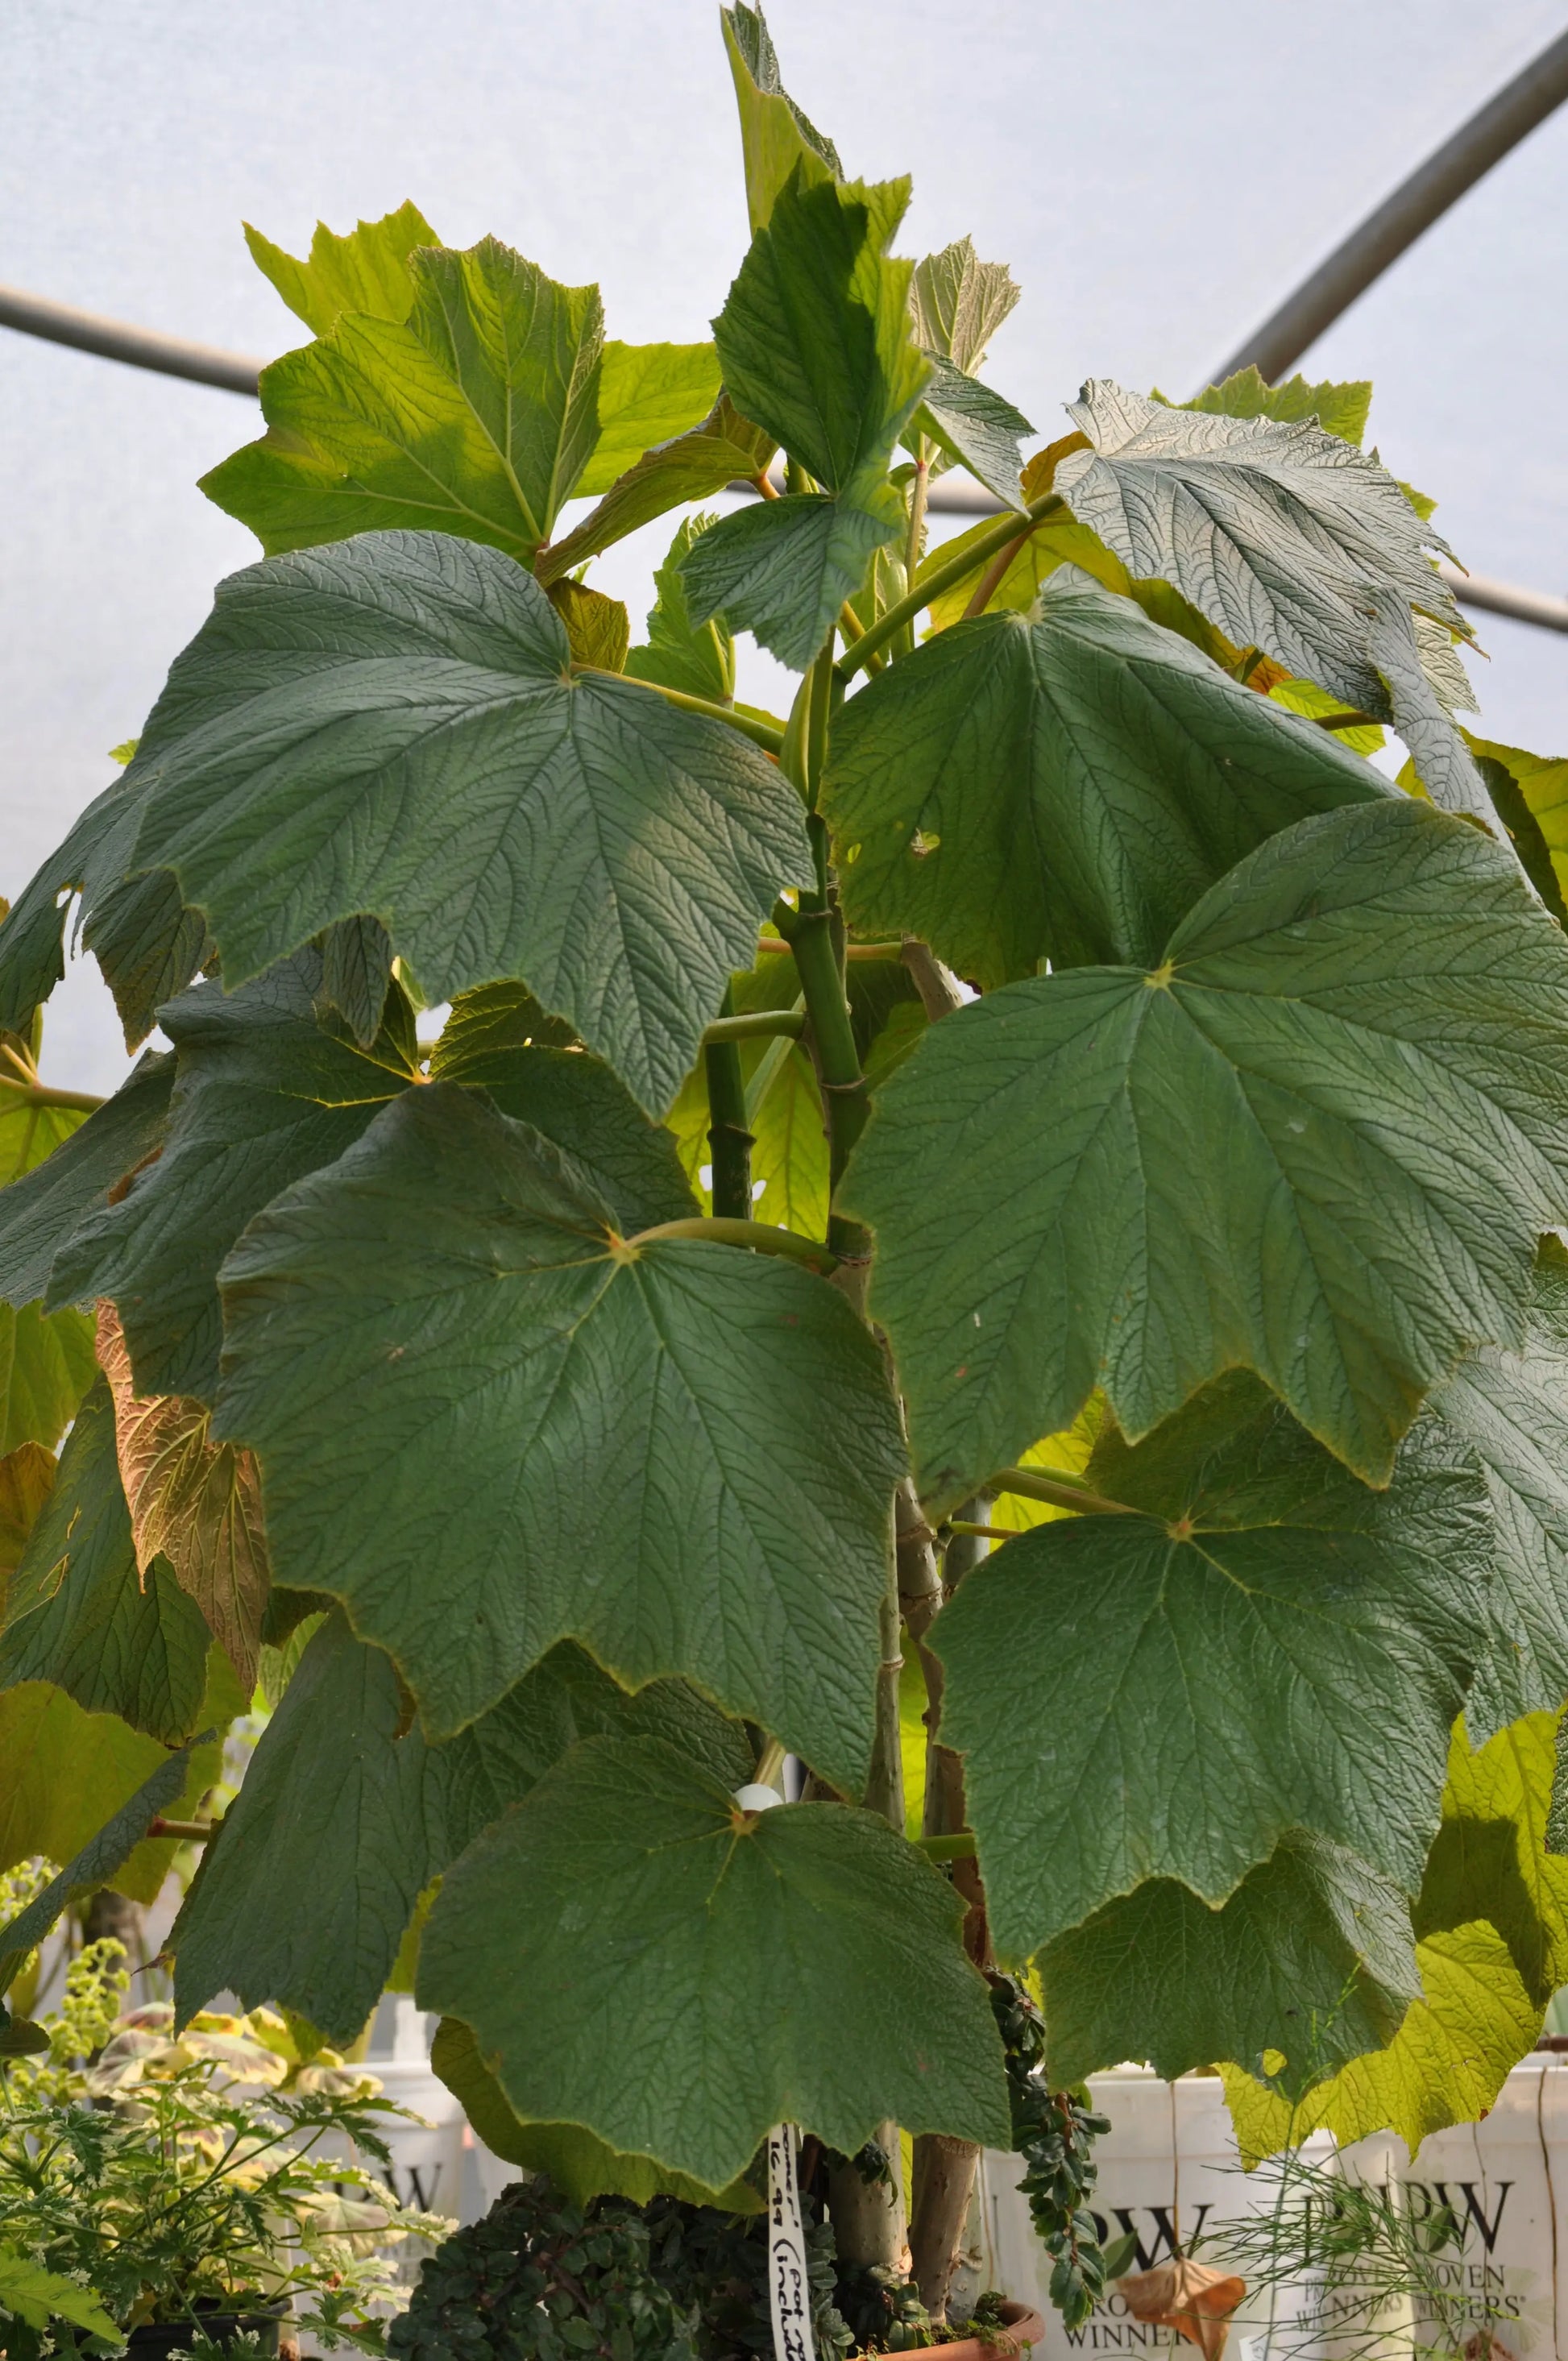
844;802;1568;1501
0;1375;211;1745
547;579;630;671
936;1378;1487;1951
172;1612;753;2044
430;2017;763;2212
575;341;724;497
0;1302;97;1456
722;2;841;233
538;396;775;585
214;1085;903;1788
909;237;1019;374
1417;1711;1568;2006
203;237;604;562
825;572;1390;984
118;532;812;1116
625;513;737;703
53;953;419;1403
1174;365;1373;448
1054;381;1461;712
1268;674;1384;756
1037;1834;1420;2088
418;1736;1010;2187
244;201;438;338
1463;732;1568;909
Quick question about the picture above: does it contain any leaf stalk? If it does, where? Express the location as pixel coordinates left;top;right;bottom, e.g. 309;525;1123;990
836;492;1066;682
571;666;785;755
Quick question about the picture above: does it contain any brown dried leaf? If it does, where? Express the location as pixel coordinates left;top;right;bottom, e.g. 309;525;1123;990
1118;2260;1246;2361
96;1301;268;1688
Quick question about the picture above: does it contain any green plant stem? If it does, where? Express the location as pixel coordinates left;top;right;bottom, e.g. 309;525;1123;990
803;645;835;809
899;453;931;659
625;1215;836;1273
570;666;785;755
917;1832;977;1861
702;1008;805;1045
836;492;1066;681
1313;707;1383;732
772;898;870;1255
703;986;753;1221
992;1465;1135;1517
0;1078;105;1114
146;1817;215;1842
961;524;1034;620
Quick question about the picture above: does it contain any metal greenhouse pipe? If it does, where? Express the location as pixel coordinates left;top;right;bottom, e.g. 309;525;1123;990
0;281;263;396
1209;25;1568;385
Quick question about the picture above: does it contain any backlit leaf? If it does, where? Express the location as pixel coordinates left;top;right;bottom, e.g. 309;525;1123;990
203;239;604;564
846;802;1568;1500
722;2;841;233
0;1373;211;1744
97;1304;268;1693
540;398;776;587
909;238;1019;375
213;1085;903;1787
244;201;438;338
546;579;629;671
1174;366;1373;449
574;341;724;497
625;513;737;704
418;1735;1010;2187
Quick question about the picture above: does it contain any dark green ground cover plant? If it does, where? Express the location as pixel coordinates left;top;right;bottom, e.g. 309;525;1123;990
6;0;1568;2338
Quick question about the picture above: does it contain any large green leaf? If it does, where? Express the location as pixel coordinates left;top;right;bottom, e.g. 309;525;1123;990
570;342;726;498
429;985;697;1233
173;1612;747;2044
539;397;775;588
0;1052;172;1309
721;2;841;233
0;1734;202;1995
0;1374;212;1745
937;1378;1488;1949
0;1668;234;1901
1432;1247;1568;1737
625;514;737;703
845;802;1568;1501
430;2016;762;2212
1416;1711;1568;2007
244;202;438;338
116;533;810;1117
214;1084;902;1786
908;237;1019;376
825;571;1388;981
203;238;604;563
418;1735;1009;2186
1054;382;1460;712
685;169;929;666
52;954;417;1401
1036;1833;1421;2088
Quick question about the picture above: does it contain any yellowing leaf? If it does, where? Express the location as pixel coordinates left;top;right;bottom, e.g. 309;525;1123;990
97;1303;268;1690
1221;1921;1538;2164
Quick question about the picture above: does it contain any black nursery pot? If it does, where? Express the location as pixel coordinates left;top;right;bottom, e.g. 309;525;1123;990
126;2305;287;2361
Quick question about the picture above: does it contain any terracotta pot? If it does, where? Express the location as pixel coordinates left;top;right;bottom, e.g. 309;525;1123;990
894;2298;1047;2361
